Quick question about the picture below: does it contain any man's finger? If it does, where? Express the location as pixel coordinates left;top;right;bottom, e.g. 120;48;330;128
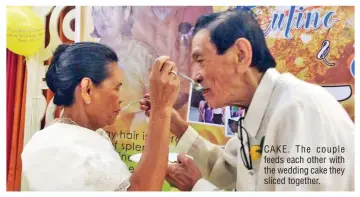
139;99;150;105
139;99;150;111
144;93;150;99
177;153;192;166
165;175;177;188
167;163;177;173
166;164;183;188
140;105;150;111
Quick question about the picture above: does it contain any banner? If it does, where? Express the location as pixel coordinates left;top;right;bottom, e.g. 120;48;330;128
80;6;354;191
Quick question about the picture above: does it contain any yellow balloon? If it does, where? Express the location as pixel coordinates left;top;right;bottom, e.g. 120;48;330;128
6;6;44;57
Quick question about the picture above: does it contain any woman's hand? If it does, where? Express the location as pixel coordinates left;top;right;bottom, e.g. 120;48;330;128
149;56;180;112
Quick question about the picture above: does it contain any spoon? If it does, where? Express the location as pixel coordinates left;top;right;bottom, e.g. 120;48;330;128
121;100;141;112
178;72;203;91
121;73;203;112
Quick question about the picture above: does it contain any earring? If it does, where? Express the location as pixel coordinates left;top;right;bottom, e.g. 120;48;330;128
86;100;91;104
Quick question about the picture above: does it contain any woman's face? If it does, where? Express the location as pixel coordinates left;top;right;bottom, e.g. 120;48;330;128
86;62;124;128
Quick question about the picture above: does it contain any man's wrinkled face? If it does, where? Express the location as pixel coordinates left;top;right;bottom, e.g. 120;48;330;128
191;29;248;108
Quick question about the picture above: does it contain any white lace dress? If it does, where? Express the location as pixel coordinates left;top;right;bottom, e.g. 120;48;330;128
21;122;131;191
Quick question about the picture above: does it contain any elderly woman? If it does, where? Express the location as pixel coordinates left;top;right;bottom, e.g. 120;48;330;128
21;42;180;191
90;6;158;132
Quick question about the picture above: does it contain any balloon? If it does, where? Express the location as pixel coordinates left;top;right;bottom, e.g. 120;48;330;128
6;6;45;57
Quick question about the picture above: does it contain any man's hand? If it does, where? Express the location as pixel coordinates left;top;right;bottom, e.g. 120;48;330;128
165;153;202;191
140;94;189;138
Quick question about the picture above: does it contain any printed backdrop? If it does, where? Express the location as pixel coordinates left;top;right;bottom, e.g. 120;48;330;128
80;6;354;191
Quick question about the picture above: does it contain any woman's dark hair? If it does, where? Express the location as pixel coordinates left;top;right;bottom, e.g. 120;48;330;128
46;42;118;106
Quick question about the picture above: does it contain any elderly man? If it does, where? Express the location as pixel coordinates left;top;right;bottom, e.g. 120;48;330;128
141;9;354;191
